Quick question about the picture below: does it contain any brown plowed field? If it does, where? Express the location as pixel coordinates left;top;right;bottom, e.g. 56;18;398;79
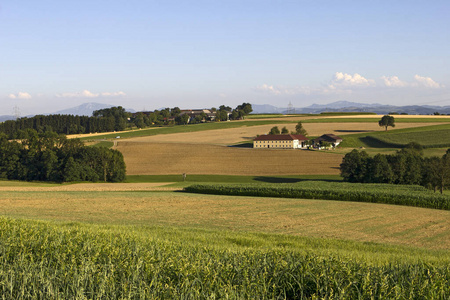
117;142;343;175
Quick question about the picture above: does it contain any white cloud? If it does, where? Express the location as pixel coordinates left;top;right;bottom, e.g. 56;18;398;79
254;72;445;99
413;75;443;88
56;90;126;98
328;72;375;89
100;91;126;97
255;84;282;95
381;76;408;87
8;92;32;99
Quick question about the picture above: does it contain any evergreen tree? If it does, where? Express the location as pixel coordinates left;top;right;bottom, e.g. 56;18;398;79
269;126;280;135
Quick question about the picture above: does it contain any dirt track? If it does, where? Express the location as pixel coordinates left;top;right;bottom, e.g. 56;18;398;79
0;182;178;192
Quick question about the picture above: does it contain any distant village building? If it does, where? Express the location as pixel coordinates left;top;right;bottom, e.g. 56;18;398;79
313;134;343;148
253;134;308;149
180;109;216;122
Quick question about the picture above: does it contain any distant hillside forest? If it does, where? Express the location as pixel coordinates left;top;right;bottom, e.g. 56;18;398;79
0;130;126;182
0;104;252;138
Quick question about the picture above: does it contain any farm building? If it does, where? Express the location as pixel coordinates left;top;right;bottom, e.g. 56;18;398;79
313;134;343;148
253;134;308;149
180;109;217;122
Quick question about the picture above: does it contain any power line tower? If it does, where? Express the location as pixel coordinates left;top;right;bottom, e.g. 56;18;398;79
287;101;295;114
13;105;21;120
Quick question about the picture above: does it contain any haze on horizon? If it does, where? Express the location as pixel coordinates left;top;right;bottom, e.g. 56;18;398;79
1;0;449;116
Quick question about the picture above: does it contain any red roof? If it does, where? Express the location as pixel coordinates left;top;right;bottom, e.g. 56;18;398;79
253;134;307;141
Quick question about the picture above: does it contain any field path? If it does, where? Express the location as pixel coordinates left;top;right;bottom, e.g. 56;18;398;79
0;182;178;192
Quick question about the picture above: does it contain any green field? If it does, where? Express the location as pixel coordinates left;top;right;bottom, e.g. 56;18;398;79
303;117;450;123
1;217;448;298
339;124;450;148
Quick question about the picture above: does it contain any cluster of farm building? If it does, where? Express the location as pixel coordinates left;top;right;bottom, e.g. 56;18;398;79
253;134;342;149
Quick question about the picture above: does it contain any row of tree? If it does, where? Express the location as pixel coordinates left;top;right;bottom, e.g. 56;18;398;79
132;103;253;127
340;143;450;193
0;106;130;138
0;104;253;138
0;130;126;182
268;122;308;136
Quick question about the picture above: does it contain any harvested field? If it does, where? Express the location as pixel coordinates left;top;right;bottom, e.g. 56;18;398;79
116;142;343;175
121;122;440;145
0;190;448;249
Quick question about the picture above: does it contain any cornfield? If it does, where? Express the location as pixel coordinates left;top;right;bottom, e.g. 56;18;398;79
184;181;450;210
0;218;449;299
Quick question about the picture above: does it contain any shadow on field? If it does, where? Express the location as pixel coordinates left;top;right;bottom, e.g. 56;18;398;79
253;177;342;183
228;142;253;148
359;136;398;148
335;130;375;133
254;177;302;183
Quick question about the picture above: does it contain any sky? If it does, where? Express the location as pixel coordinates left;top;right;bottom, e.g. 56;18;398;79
1;0;449;115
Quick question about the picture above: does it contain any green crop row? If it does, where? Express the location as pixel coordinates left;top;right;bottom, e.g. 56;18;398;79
184;181;450;210
0;218;449;299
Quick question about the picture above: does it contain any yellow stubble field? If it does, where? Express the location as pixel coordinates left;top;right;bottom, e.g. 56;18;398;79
117;142;343;175
121;122;443;145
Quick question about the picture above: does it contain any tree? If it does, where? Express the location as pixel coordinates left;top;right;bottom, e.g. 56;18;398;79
281;126;289;134
340;149;369;182
378;115;395;131
175;114;189;125
422;156;442;192
269;126;280;135
294;122;308;136
366;154;394;183
235;103;253;119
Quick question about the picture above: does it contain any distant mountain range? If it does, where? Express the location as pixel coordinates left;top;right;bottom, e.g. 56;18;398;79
1;101;449;123
252;101;450;115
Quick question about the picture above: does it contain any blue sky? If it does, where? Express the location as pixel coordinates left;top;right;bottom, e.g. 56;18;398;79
1;0;449;115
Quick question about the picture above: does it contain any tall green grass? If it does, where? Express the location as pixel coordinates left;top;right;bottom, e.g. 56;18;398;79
184;181;450;210
0;218;448;298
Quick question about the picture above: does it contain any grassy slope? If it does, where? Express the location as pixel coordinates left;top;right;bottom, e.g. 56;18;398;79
339;123;450;148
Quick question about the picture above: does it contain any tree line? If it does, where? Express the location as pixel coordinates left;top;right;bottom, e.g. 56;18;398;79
0;130;126;182
0;106;130;138
133;103;253;127
268;122;308;136
340;143;450;193
0;104;253;138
